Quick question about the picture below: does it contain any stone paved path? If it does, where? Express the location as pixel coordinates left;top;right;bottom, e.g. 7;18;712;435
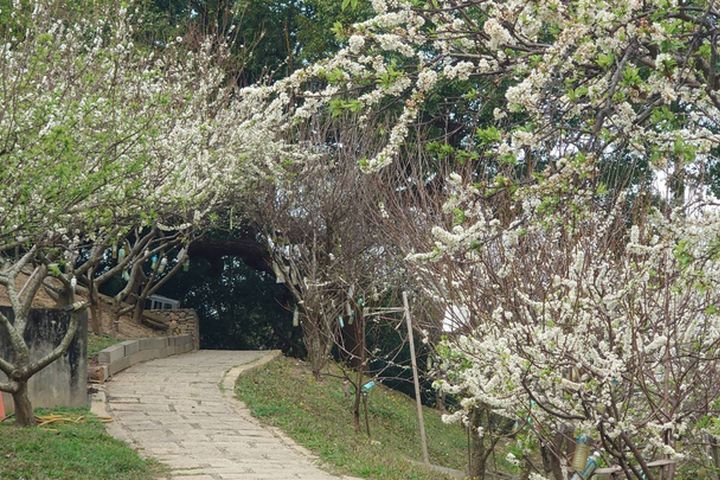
100;350;348;480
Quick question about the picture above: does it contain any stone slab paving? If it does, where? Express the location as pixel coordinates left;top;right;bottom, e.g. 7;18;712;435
100;350;352;480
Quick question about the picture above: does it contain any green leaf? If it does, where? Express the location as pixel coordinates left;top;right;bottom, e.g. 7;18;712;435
48;263;63;277
622;66;642;86
452;208;466;226
475;126;502;145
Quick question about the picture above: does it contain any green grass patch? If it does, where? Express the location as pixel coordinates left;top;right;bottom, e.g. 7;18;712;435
235;356;469;480
87;333;121;359
0;408;165;480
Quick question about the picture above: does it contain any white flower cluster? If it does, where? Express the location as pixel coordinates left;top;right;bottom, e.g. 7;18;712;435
0;0;289;252
237;0;720;202
422;192;720;469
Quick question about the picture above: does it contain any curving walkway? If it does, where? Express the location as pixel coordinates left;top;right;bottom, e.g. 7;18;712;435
98;350;348;480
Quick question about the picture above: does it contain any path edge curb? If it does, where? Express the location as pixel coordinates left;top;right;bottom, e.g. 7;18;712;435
220;349;282;393
222;352;362;480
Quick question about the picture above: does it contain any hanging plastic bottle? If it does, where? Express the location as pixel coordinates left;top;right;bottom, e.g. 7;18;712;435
572;435;591;473
338;316;345;328
112;243;118;259
183;258;190;271
361;380;375;394
151;254;159;271
579;451;601;479
118;246;126;262
292;307;299;327
272;261;286;283
122;269;130;281
158;257;167;274
346;285;355;319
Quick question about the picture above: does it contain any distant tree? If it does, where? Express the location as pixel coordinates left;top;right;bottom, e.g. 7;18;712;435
148;0;371;83
159;256;303;354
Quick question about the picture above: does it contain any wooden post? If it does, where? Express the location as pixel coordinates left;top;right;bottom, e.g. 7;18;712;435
403;291;430;465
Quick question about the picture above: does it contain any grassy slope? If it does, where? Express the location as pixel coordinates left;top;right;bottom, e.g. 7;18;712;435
87;333;121;359
235;356;469;480
0;408;164;480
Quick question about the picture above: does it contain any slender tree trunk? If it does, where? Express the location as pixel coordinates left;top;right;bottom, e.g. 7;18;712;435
468;407;486;480
362;394;370;437
132;296;145;324
340;317;363;368
303;312;331;380
435;389;447;412
541;430;570;480
352;369;364;434
89;284;102;334
112;306;121;334
306;325;324;380
12;381;35;427
709;435;720;480
89;302;101;334
669;157;686;209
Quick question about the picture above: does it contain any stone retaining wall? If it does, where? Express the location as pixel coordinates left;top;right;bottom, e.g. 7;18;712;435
91;334;193;383
143;309;200;349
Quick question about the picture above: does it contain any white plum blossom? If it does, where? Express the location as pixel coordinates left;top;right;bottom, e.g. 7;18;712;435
418;193;720;474
483;18;513;50
348;34;365;54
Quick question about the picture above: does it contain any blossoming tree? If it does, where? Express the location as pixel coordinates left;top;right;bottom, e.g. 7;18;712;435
419;190;720;479
241;0;720;477
0;0;284;426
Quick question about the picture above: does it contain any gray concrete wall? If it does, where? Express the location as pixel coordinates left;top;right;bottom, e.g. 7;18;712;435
0;307;88;415
91;334;193;383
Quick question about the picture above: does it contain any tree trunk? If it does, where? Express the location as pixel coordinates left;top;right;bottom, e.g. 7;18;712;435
435;389;447;412
709;435;720;480
468;407;486;480
352;369;363;434
110;298;123;334
12;381;35;427
303;315;329;379
362;393;371;437
669;157;686;209
541;431;569;480
307;329;324;380
132;297;145;325
89;284;102;334
340;318;364;368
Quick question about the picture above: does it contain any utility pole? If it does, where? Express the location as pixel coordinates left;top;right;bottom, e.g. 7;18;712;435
403;291;430;465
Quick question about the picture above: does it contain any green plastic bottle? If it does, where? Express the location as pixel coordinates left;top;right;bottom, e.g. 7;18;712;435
579;451;601;479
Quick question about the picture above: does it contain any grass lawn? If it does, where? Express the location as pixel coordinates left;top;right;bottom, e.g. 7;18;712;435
235;356;470;480
0;408;165;480
87;333;121;359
